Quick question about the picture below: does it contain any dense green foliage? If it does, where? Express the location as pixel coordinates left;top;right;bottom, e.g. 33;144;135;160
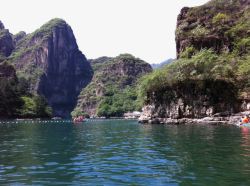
20;95;52;118
138;48;250;104
0;62;52;118
97;86;140;117
0;66;23;118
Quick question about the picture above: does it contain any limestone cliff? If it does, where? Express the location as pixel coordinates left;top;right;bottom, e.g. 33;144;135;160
73;54;152;117
7;19;93;118
139;0;250;122
176;0;250;57
143;79;239;120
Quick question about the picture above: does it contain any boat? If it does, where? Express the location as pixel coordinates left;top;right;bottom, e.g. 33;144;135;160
73;116;86;123
52;117;62;120
239;123;250;127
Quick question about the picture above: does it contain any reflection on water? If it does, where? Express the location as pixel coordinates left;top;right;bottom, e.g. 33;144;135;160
240;127;250;160
0;120;250;185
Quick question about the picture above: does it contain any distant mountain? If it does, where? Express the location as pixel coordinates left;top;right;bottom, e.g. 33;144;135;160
151;58;174;69
73;54;152;117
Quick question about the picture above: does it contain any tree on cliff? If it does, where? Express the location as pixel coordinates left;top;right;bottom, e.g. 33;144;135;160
0;75;23;118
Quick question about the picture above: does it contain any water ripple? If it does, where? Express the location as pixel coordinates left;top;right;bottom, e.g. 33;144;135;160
0;121;250;185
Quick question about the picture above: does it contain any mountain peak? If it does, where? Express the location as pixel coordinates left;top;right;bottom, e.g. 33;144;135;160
43;18;67;28
32;18;68;38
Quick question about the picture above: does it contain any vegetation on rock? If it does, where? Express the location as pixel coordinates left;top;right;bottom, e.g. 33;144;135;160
1;18;93;118
73;54;152;117
139;0;250;118
0;62;23;118
0;62;52;118
20;95;52;118
0;18;92;118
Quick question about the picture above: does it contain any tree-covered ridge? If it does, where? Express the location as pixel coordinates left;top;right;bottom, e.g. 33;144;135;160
72;54;152;118
138;49;248;101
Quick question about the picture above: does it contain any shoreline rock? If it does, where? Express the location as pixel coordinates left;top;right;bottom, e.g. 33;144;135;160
138;111;250;125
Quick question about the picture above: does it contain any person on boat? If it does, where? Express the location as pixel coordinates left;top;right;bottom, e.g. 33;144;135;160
241;115;249;125
73;115;85;123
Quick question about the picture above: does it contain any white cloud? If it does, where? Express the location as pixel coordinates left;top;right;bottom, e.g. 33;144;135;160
0;0;208;64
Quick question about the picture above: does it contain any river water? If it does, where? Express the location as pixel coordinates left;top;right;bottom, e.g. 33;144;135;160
0;120;250;185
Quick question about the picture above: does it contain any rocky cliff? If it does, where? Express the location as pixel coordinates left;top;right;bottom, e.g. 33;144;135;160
142;79;239;120
139;0;250;123
73;54;152;117
176;0;250;57
3;18;93;118
0;21;14;61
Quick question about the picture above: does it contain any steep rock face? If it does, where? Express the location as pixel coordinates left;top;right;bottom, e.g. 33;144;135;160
176;0;250;57
0;21;14;60
143;79;239;119
74;54;152;117
8;19;93;118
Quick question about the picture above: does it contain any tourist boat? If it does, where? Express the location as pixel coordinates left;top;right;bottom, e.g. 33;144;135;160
73;116;86;123
239;123;250;127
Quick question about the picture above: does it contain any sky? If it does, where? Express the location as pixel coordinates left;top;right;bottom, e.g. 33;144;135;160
0;0;209;64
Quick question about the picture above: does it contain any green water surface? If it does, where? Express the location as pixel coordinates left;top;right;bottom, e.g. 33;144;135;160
0;120;250;185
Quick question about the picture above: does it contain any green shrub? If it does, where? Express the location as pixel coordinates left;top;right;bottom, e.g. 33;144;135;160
71;108;85;118
19;95;52;118
191;25;209;37
0;74;24;118
237;56;250;76
180;46;196;58
235;38;250;55
20;96;36;117
213;13;229;24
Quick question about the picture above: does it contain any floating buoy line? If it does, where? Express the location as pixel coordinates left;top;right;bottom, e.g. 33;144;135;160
0;118;136;124
0;120;73;124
